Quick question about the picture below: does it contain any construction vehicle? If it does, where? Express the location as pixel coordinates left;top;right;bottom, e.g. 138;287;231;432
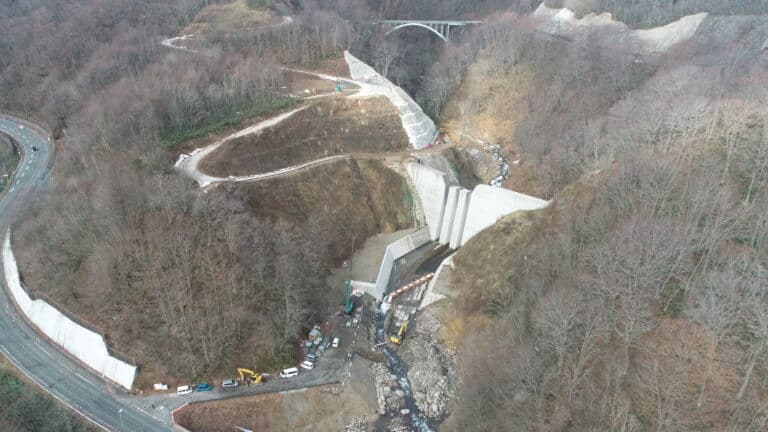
390;321;409;345
343;278;355;315
343;238;356;315
237;368;263;385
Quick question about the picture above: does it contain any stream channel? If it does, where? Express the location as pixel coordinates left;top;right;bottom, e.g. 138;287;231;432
372;243;452;431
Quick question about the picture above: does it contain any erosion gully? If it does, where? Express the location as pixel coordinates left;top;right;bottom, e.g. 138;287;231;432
373;244;452;431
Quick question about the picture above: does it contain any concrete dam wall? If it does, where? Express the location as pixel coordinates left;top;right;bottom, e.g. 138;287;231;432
407;163;549;248
359;164;548;301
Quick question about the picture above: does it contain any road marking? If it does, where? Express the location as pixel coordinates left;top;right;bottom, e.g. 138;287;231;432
38;346;54;358
74;372;95;386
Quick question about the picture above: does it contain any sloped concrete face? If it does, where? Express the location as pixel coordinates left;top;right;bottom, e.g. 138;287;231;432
450;188;471;249
407;163;449;240
439;186;460;245
461;185;548;246
365;228;432;300
344;51;437;149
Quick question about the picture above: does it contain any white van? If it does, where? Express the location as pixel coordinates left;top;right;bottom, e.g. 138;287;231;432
280;367;299;378
176;385;192;395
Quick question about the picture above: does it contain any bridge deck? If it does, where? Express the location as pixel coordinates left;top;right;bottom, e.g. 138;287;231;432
375;20;482;25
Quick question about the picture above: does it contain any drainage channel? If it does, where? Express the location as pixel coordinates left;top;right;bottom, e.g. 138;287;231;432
373;243;452;431
460;132;511;187
487;142;510;187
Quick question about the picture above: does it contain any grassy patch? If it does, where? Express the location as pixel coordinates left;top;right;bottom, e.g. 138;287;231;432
160;98;295;149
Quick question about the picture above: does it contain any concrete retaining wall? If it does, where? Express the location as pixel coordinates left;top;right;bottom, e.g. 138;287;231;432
461;185;548;246
406;163;449;240
344;52;437;149
365;227;431;300
3;232;137;389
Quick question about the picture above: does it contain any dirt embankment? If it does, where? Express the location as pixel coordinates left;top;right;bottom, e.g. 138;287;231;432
175;386;360;432
199;97;408;177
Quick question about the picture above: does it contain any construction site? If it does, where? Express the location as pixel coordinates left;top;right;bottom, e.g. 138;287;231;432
88;41;543;431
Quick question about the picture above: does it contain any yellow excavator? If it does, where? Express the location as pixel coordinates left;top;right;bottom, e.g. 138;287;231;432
237;368;263;385
390;321;409;345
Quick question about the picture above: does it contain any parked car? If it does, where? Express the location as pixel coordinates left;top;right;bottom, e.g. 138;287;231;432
306;352;318;362
332;337;340;348
176;385;192;396
313;336;324;347
300;360;315;371
280;367;299;378
221;379;239;389
195;383;212;392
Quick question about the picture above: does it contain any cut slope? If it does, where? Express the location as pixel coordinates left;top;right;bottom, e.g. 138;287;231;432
199;97;408;177
533;4;707;53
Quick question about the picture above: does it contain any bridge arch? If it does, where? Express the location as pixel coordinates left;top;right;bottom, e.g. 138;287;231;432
385;22;448;42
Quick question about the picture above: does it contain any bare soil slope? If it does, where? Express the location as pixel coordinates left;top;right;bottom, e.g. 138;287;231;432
200;97;409;176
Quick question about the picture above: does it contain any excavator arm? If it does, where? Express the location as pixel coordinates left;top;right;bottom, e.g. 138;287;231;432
236;368;262;384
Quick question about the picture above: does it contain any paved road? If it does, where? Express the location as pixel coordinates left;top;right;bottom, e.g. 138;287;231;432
0;115;173;432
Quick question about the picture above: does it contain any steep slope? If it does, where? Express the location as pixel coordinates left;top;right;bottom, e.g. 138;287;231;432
434;7;768;431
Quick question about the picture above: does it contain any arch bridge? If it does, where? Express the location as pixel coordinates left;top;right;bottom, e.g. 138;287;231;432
375;20;482;42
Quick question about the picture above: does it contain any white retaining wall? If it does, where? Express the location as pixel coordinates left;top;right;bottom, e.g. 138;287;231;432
3;232;137;389
363;227;431;300
461;185;548;246
344;52;437;149
407;163;449;240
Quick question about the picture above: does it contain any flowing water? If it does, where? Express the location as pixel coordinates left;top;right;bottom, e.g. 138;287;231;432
375;302;433;431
